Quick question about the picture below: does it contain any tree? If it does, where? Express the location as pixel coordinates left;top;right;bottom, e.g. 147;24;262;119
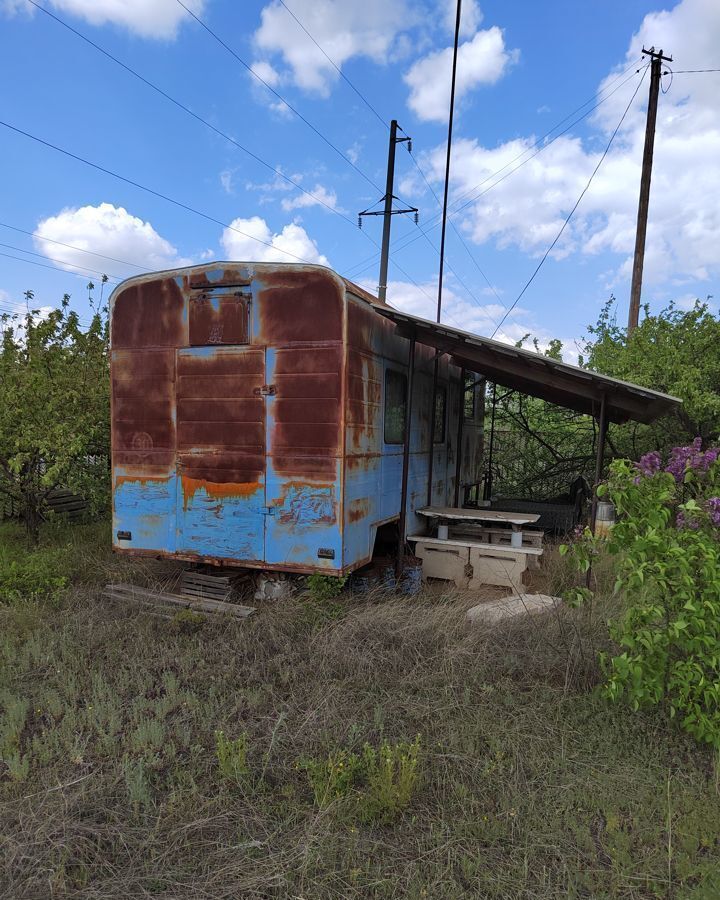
583;298;720;450
0;297;109;543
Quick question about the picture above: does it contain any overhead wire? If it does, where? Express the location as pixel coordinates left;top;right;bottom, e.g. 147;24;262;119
490;64;650;339
27;0;358;227
0;221;146;271
345;61;645;277
173;0;383;193
0;119;322;265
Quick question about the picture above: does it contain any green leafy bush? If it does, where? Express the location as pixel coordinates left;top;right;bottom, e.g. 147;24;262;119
215;730;249;784
300;736;422;823
306;574;348;601
563;442;720;748
0;549;68;605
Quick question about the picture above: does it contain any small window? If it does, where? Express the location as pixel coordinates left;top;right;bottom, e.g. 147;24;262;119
384;370;407;444
434;386;446;444
464;373;476;421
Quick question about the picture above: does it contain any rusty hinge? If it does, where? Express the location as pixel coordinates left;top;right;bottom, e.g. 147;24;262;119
253;384;276;397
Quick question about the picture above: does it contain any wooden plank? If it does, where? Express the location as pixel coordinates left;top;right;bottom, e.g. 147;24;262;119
416;506;540;526
407;535;543;556
104;583;255;618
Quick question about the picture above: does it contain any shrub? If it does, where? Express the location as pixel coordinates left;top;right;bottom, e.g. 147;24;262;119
215;730;249;784
563;441;720;748
300;736;422;823
0;550;68;605
306;574;348;602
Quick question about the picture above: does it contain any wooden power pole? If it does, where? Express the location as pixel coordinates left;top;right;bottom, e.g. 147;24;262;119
628;46;672;333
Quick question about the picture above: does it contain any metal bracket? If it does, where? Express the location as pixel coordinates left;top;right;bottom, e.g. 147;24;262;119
253;384;276;397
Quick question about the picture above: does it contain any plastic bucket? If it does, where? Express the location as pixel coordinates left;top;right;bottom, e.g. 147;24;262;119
437;524;449;540
510;530;523;549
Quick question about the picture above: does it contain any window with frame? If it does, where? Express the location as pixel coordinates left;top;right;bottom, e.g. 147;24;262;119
464;373;477;421
434;385;446;444
384;369;407;444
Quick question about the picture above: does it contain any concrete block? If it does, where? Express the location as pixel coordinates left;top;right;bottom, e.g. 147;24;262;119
466;593;559;624
414;541;469;588
468;546;527;591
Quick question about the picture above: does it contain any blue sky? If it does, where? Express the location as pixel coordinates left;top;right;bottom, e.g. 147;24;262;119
1;0;718;357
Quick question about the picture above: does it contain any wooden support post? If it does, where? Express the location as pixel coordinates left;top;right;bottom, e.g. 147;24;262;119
397;334;417;578
590;393;608;534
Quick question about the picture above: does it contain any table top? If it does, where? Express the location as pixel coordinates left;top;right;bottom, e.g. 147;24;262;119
415;506;540;526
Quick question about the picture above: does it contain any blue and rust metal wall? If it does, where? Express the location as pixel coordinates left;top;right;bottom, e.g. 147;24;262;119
110;262;483;575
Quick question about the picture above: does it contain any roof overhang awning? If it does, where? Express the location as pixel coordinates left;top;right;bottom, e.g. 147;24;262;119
370;305;682;425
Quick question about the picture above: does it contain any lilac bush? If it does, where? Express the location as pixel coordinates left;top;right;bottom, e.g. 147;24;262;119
563;438;720;748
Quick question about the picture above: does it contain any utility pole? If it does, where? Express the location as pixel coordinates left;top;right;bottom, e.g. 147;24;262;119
628;46;672;333
358;120;417;302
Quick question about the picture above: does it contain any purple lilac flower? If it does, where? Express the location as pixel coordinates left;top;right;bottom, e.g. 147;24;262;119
706;497;720;527
636;450;662;478
676;510;701;530
666;438;720;482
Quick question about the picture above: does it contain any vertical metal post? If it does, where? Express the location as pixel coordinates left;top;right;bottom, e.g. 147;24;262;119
427;0;462;507
453;369;465;507
378;120;398;303
483;382;497;501
590;393;608;534
396;335;416;578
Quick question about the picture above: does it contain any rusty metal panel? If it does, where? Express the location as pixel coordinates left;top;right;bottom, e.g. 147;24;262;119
188;290;249;346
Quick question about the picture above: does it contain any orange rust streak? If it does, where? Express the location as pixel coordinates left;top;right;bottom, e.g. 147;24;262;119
114;474;170;490
181;475;261;509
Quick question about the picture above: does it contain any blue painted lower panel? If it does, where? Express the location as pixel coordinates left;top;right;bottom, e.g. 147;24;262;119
176;480;266;562
113;474;177;553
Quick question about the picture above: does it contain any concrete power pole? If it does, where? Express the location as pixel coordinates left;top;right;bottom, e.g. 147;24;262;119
358;120;417;303
628;46;672;333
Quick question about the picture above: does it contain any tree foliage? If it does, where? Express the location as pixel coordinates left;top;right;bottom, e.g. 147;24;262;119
0;295;109;543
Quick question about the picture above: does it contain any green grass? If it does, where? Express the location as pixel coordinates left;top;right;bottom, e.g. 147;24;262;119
1;521;720;898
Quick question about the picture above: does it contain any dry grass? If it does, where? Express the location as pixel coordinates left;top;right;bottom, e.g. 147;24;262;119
1;522;720;898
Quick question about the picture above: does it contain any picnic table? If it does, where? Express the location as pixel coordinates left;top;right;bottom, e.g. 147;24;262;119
415;505;540;532
408;506;543;591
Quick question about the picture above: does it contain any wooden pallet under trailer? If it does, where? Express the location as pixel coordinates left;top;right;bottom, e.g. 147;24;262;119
104;583;256;619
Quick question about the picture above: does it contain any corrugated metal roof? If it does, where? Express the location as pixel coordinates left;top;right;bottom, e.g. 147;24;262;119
364;301;681;425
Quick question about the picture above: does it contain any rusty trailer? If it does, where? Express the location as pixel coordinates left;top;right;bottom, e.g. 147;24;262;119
110;262;483;576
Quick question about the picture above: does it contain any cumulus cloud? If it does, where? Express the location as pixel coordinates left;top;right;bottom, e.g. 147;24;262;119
281;184;339;213
440;0;483;38
413;0;720;291
34;203;184;278
4;0;204;39
369;277;580;361
220;216;329;266
253;0;413;95
404;26;518;122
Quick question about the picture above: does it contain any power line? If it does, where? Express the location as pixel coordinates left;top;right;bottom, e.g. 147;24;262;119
276;0;388;130
0;249;119;284
28;0;357;227
670;68;720;73
491;65;649;339
174;0;383;193
345;60;644;278
0;119;320;265
0;221;146;271
0;241;123;280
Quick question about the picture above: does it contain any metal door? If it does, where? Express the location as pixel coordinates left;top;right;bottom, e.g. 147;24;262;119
175;345;267;562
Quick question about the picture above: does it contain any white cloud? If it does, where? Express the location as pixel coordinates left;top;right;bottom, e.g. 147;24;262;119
281;183;339;212
4;0;204;39
369;277;580;362
221;216;329;266
404;26;518;122
413;0;720;292
253;0;414;95
440;0;482;38
34;203;184;278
